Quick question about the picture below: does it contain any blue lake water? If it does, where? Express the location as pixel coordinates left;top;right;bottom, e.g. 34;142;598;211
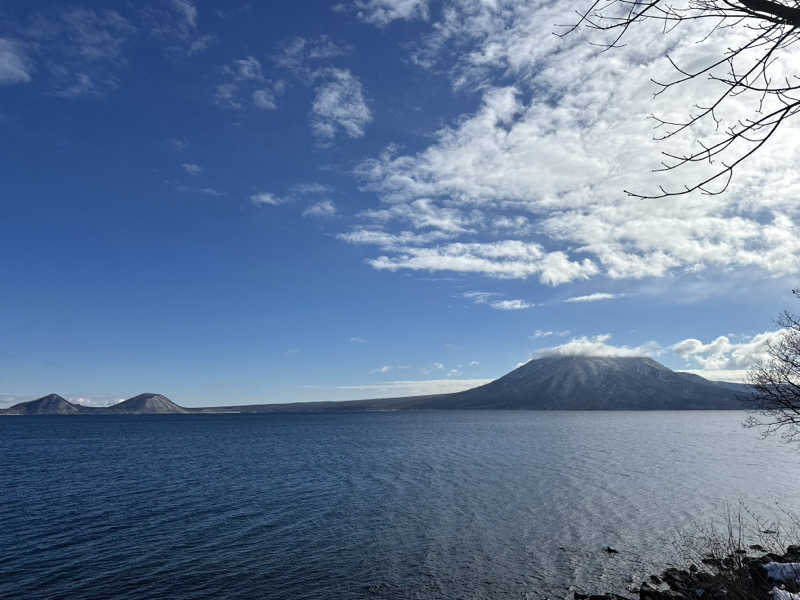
2;411;799;600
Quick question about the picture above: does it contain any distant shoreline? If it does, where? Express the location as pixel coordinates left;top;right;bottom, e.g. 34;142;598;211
1;356;752;415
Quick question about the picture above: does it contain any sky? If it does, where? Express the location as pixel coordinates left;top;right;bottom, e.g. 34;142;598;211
1;0;799;408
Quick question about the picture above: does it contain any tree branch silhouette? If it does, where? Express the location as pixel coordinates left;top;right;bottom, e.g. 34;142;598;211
564;0;800;198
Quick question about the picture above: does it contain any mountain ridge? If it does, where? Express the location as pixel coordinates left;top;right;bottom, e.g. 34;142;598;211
0;356;750;415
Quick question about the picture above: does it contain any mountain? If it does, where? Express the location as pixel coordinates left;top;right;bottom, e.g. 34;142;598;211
200;356;749;412
4;394;82;415
425;356;748;410
108;393;190;414
0;393;191;415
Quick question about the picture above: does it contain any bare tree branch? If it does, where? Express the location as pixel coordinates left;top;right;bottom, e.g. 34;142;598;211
567;0;800;198
744;289;800;443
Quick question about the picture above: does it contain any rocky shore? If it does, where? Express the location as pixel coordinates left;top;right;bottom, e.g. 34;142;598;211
577;546;800;600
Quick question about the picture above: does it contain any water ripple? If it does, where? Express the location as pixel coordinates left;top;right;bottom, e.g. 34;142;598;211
1;412;799;599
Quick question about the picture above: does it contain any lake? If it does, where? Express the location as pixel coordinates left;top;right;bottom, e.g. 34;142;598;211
1;411;798;599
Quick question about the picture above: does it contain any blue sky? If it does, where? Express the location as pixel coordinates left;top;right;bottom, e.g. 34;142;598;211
1;0;798;407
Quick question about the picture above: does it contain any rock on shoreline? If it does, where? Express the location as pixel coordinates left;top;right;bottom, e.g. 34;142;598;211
576;546;800;600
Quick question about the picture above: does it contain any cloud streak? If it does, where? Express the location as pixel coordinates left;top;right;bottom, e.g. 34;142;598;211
463;291;534;310
565;293;623;303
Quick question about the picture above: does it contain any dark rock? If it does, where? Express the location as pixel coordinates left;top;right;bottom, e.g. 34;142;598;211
662;567;694;591
574;592;589;600
749;544;767;552
605;546;620;554
639;582;663;600
639;586;684;600
650;575;662;585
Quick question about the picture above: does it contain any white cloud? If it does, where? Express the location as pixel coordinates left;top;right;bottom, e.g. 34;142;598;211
181;163;202;176
335;378;491;397
535;334;661;358
250;192;284;206
216;58;284;110
490;299;532;310
0;394;33;409
350;336;367;343
230;56;261;80
671;330;783;372
362;239;598;284
311;68;372;140
275;36;351;76
188;34;215;55
166;137;188;152
343;2;800;286
143;0;213;56
527;328;782;381
291;182;333;195
24;8;135;97
433;362;444;369
171;0;198;29
565;293;623;303
0;39;32;84
370;365;393;374
54;73;101;98
530;329;570;340
68;395;124;407
214;82;239;108
252;88;279;110
303;200;337;217
463;290;532;310
463;291;499;303
359;198;481;233
349;0;430;25
469;361;480;367
340;228;454;249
